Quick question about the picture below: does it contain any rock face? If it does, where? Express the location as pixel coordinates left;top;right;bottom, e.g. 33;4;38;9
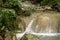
31;13;60;33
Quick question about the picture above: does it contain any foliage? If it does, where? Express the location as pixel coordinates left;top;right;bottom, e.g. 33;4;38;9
40;0;56;6
0;8;18;31
40;0;60;11
0;0;22;35
56;0;60;11
0;0;22;40
8;0;22;8
40;0;48;5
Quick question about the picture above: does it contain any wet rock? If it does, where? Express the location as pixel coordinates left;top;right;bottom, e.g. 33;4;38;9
22;11;31;16
20;33;40;40
14;16;26;33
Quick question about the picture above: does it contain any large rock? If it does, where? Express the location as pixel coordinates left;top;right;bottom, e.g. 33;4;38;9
20;33;40;40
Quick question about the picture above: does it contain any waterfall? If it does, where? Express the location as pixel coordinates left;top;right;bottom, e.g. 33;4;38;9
16;18;35;40
16;17;60;40
25;18;35;33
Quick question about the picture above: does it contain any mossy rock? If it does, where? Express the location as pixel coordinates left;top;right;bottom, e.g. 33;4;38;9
20;33;40;40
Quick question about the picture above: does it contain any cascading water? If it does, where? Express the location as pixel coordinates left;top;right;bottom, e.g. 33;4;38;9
31;14;60;33
16;18;35;40
16;3;60;39
16;16;59;40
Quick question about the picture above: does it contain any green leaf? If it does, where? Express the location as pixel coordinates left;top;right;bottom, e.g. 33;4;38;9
41;0;48;5
1;8;15;16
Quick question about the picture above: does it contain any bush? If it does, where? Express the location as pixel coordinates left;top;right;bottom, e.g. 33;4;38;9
0;0;22;40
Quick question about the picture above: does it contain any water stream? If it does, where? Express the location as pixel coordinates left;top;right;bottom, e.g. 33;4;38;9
16;18;35;40
16;17;60;40
16;1;60;40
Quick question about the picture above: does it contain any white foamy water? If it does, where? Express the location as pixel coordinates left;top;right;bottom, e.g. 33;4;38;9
30;33;59;36
25;18;35;33
16;33;25;39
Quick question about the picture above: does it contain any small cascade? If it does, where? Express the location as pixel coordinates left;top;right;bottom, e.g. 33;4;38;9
16;18;35;40
16;12;60;40
31;15;59;33
16;17;59;40
25;18;35;33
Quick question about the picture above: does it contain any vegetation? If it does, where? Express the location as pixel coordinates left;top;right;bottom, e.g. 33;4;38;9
0;0;22;40
40;0;60;11
28;0;60;12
